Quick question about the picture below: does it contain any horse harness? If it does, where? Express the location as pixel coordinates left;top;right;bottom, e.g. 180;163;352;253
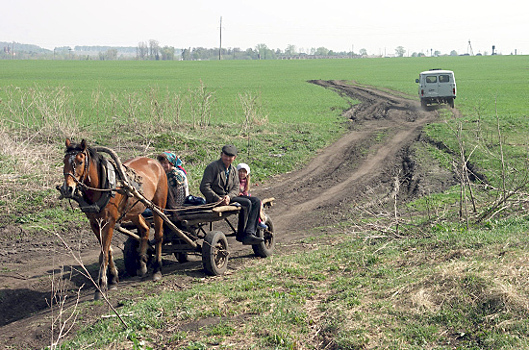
64;149;134;214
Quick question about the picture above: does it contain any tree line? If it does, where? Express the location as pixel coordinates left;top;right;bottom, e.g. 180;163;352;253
1;40;466;61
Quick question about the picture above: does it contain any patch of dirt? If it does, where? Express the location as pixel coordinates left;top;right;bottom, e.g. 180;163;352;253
0;81;456;349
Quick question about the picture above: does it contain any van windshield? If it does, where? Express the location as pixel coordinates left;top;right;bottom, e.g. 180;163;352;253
425;76;437;83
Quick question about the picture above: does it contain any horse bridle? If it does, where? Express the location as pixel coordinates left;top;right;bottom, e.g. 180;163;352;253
64;149;90;191
62;148;117;214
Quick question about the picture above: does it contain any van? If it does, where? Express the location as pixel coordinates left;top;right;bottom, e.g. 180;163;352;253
415;69;456;108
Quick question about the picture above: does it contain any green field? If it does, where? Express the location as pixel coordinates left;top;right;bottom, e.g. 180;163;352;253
2;55;527;183
2;56;527;120
2;57;527;124
2;56;529;349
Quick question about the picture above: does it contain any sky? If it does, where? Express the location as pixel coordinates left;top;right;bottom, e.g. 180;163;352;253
2;0;527;56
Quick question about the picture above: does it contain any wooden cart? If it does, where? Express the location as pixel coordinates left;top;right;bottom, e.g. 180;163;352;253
116;198;275;277
85;146;275;278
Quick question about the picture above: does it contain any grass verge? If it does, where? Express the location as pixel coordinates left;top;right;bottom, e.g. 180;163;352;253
57;215;529;349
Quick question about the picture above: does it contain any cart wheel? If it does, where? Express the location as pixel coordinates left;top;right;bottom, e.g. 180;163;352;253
252;216;275;258
123;237;140;277
174;252;189;263
202;231;229;276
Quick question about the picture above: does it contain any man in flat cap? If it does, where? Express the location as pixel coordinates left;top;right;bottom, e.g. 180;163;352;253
200;145;264;245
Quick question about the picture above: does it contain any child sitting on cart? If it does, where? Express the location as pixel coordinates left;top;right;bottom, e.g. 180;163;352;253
236;162;267;230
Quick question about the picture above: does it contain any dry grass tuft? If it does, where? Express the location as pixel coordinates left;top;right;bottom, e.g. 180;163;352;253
0;128;61;189
392;253;529;321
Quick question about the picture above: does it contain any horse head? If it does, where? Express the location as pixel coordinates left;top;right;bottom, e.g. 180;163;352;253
59;139;90;199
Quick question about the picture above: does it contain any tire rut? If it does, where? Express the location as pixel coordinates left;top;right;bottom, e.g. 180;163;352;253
258;81;439;231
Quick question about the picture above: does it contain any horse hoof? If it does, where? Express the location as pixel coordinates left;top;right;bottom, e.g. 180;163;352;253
138;263;148;277
153;271;162;282
108;283;118;291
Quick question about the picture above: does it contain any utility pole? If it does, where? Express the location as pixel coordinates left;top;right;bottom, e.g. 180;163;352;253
467;40;474;56
219;16;222;60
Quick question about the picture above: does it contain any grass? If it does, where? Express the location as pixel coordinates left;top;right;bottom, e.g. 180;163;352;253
2;56;529;349
57;217;529;349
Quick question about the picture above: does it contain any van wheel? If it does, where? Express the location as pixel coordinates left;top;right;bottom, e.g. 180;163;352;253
448;98;455;108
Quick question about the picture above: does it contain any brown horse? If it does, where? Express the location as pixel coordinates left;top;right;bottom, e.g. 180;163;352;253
58;139;168;299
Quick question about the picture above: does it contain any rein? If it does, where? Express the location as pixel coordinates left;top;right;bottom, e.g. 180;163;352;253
63;172;122;193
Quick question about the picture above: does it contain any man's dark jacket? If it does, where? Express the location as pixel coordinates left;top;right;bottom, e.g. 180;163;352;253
200;158;240;203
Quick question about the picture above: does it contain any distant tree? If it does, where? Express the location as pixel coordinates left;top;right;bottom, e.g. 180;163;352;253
395;46;406;57
450;50;458;56
192;47;206;60
245;48;257;59
255;43;269;59
230;47;242;59
434;50;441;57
161;46;175;60
315;47;330;56
181;48;189;60
106;48;118;60
149;39;160;60
285;44;297;56
359;48;368;56
137;42;148;60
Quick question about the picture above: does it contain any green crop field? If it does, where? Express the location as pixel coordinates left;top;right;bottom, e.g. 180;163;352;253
2;55;527;122
2;56;527;188
2;56;529;349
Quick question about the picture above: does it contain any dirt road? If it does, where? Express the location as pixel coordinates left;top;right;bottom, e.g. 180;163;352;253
261;80;441;230
0;81;444;349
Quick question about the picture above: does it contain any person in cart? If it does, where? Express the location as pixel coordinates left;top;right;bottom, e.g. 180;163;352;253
157;152;189;209
199;145;264;245
143;151;189;219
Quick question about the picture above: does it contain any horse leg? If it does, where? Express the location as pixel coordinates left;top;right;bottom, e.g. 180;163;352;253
91;220;107;300
152;212;164;282
107;246;119;290
92;221;115;300
95;250;109;300
135;215;151;277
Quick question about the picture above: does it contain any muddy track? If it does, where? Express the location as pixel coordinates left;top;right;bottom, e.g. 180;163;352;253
0;81;443;349
261;80;440;230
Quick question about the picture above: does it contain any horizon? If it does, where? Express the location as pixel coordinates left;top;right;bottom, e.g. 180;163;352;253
2;39;521;58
